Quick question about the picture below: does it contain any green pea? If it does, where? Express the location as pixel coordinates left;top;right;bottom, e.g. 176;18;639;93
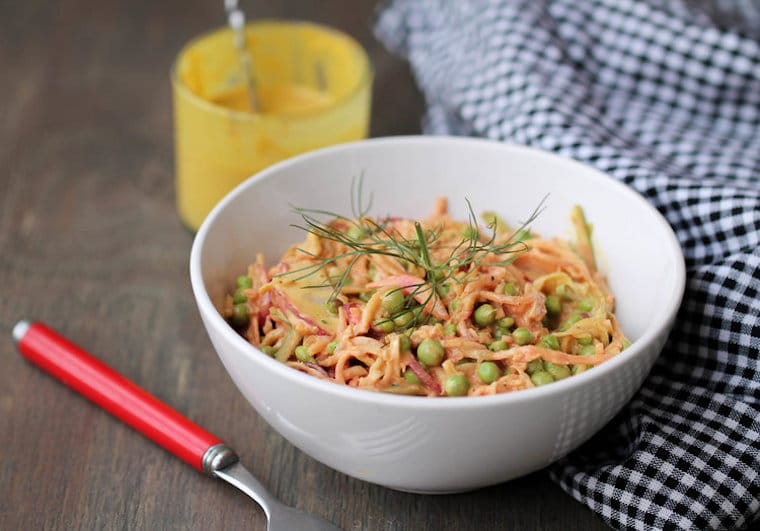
358;290;374;303
399;334;411;352
496;316;515;329
561;312;584;329
325;300;339;315
403;368;421;384
393;310;415;328
326;340;339;354
526;359;544;375
382;290;405;314
443;323;457;336
231;303;249;328
544;362;571;380
578;344;596;357
347;225;366;241
493;328;506;339
444;374;470;396
488;340;508;351
512;327;533;345
236;275;253;289
436;283;451;297
577;335;594;345
373;318;395;334
413;311;431;326
478;362;501;384
417;339;445;367
545;294;562;315
294;345;315;363
260;345;276;356
578;298;595;312
555;284;573;300
232;287;248;304
450;300;460;312
429;269;446;281
571;364;588;375
622;338;632;350
531;371;554;386
540;334;560;350
474;304;497;327
503;283;518;296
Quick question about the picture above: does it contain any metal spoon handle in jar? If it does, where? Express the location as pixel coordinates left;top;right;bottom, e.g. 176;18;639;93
224;0;259;112
12;320;340;531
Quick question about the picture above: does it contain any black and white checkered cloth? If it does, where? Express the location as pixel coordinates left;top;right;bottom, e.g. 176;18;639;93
376;1;760;529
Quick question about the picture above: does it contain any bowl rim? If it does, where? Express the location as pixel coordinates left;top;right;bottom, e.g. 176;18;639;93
190;135;686;410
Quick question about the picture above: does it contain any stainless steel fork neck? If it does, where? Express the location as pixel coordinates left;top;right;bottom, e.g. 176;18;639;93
202;443;239;476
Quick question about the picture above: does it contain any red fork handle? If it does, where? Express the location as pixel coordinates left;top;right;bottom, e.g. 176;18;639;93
13;320;229;473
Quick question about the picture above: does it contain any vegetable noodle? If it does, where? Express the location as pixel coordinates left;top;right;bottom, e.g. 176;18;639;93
223;198;630;397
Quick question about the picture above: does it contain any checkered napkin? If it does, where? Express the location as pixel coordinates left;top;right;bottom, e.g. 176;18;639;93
376;1;760;529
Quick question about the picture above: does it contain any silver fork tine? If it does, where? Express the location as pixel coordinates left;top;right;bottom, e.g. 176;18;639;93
209;450;341;530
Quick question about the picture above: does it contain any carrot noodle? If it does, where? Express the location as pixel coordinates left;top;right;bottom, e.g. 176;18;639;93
224;198;630;396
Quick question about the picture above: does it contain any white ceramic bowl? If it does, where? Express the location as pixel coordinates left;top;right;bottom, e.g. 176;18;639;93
190;136;685;493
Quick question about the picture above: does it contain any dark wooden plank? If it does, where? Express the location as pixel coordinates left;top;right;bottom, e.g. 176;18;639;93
0;1;607;529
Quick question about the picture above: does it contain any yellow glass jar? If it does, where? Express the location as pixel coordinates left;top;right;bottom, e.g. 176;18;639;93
172;20;372;231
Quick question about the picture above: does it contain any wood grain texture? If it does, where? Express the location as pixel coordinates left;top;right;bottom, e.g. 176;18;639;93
0;1;607;529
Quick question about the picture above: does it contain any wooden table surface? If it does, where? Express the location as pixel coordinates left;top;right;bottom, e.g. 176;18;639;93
0;1;609;529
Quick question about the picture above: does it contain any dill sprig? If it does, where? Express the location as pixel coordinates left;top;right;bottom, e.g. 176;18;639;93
278;177;546;328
